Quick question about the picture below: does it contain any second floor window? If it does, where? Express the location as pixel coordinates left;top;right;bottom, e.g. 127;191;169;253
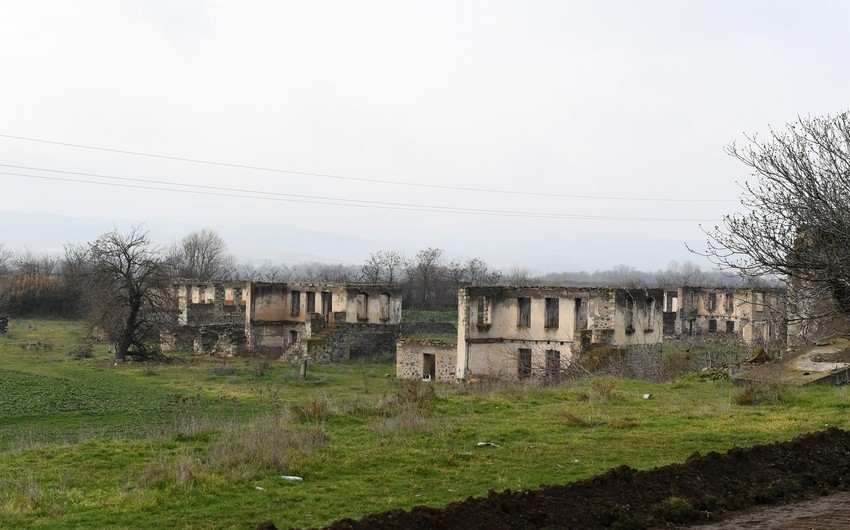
545;298;559;328
517;297;531;327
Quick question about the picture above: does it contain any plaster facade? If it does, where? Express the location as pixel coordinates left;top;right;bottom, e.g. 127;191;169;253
456;286;663;381
166;280;402;361
665;287;786;346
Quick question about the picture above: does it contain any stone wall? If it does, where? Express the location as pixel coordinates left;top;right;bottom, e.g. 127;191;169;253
185;302;244;326
396;339;456;382
281;323;399;364
251;321;303;358
162;324;246;356
348;324;399;359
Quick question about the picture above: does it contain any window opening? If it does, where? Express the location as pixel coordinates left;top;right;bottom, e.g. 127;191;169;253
517;297;531;327
290;291;301;317
321;291;332;317
517;348;532;378
476;296;492;326
624;294;635;332
380;293;391;320
356;292;369;321
545;298;559;328
707;293;717;312
545;349;560;378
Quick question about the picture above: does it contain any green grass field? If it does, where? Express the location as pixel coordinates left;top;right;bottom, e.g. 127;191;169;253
1;319;849;529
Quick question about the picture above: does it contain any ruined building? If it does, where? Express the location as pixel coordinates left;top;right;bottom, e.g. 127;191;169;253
663;287;786;346
446;286;664;381
165;280;402;362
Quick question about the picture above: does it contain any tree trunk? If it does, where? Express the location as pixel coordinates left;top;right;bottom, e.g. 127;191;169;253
117;295;141;362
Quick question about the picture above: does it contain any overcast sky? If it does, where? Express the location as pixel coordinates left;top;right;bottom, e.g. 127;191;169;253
2;1;849;273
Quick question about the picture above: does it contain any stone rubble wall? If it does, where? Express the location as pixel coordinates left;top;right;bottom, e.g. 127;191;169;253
396;339;456;382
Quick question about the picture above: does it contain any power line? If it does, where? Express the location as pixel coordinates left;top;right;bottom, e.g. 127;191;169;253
0;133;735;203
0;169;722;222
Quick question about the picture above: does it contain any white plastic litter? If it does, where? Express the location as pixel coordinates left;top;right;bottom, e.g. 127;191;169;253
281;475;303;481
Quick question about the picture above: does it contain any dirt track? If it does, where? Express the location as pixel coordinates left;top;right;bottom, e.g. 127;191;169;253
318;428;850;529
695;490;850;529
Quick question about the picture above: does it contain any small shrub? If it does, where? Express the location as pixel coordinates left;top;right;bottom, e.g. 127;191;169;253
142;363;159;376
663;351;696;379
369;379;437;416
733;382;787;405
140;452;197;488
290;396;332;421
208;363;237;376
372;409;428;436
251;356;274;378
653;496;697;524
589;378;617;402
67;344;93;360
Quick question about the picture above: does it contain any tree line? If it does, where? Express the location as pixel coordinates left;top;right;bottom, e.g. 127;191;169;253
1;225;761;323
5;109;845;358
1;222;764;361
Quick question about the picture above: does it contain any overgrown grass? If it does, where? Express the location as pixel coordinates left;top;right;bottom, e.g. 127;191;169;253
402;310;457;323
2;319;850;528
406;332;457;345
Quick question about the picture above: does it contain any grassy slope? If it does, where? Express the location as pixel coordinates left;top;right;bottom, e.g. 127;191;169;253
1;319;849;529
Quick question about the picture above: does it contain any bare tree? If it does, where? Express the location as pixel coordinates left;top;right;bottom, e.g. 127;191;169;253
238;261;292;282
294;262;358;282
14;249;60;278
701;111;850;338
0;244;10;311
168;228;235;281
656;260;708;288
361;250;405;283
505;265;531;285
75;226;174;362
406;248;443;309
0;244;12;277
465;257;501;285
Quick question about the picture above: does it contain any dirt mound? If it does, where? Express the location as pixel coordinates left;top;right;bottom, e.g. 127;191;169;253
319;428;850;529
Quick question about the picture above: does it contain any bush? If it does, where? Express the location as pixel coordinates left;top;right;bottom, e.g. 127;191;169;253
589;378;617;402
67;344;93;360
251;356;273;378
290;396;332;421
733;382;788;405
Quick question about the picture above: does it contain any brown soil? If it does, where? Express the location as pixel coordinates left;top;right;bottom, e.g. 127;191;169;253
317;428;850;530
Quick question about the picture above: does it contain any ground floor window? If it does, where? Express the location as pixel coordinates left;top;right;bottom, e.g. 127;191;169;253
545;349;560;378
518;348;532;378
